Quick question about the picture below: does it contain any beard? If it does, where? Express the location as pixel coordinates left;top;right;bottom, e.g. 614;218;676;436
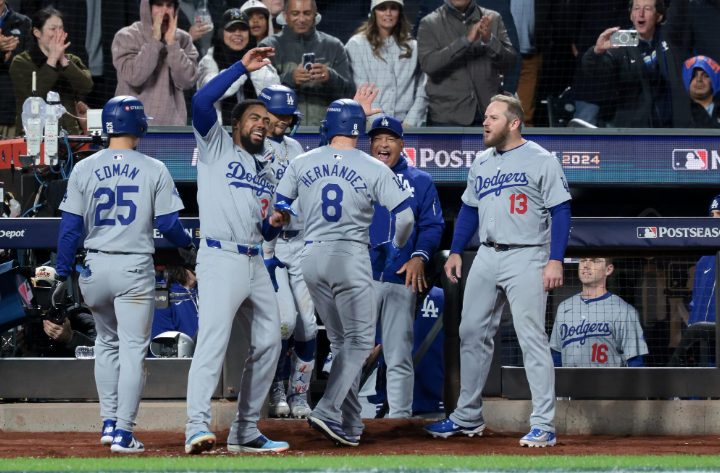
483;124;511;149
240;133;265;155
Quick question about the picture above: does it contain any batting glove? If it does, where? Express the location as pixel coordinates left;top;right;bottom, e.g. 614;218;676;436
179;243;198;267
264;256;286;292
371;241;401;273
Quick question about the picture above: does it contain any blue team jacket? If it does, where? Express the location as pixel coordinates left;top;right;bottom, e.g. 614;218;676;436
689;255;716;325
368;156;445;284
151;282;199;340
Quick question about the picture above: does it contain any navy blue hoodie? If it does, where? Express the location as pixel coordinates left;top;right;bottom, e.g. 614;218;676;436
369;156;445;284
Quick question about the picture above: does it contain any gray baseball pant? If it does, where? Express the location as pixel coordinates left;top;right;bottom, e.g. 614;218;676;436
186;243;281;445
449;244;555;432
79;252;155;433
374;280;416;418
301;241;377;438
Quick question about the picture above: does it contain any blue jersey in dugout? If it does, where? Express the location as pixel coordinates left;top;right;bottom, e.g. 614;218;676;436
368;156;444;284
688;255;716;325
373;286;445;413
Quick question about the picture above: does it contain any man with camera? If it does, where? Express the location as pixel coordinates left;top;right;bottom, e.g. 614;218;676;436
581;0;693;128
258;0;353;125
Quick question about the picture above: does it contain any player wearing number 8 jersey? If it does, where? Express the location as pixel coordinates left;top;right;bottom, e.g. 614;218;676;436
56;95;194;453
274;97;414;446
550;258;648;367
425;95;572;448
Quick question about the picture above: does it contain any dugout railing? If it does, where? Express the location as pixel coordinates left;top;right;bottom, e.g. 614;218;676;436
441;217;720;415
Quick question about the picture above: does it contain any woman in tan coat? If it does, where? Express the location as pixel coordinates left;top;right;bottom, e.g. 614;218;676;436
9;7;93;135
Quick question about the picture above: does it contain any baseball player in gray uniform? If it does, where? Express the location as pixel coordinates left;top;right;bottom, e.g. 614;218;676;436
274;98;413;447
425;95;572;448
551;258;648;367
258;85;318;419
184;48;291;455
54;96;194;454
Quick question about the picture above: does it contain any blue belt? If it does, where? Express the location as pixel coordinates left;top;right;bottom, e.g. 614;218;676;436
280;230;300;241
88;249;134;255
205;239;260;256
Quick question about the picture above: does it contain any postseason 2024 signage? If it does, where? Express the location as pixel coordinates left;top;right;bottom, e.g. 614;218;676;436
138;131;720;185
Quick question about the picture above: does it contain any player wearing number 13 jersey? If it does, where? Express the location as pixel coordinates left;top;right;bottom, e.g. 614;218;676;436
426;95;572;448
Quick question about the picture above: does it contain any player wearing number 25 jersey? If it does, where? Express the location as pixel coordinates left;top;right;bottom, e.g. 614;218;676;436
56;96;193;454
426;95;572;448
550;257;648;367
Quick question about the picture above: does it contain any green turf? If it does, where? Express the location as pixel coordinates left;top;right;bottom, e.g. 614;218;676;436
2;455;720;471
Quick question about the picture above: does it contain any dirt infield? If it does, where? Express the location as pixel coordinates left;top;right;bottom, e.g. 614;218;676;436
1;419;719;458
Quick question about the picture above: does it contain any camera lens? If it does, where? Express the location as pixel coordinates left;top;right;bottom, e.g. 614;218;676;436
619;33;629;43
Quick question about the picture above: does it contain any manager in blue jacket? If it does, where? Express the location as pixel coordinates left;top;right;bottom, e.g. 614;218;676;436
368;115;445;418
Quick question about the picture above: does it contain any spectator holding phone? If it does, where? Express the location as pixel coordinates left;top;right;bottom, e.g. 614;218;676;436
581;0;692;128
259;0;353;125
112;0;199;126
0;0;31;139
345;0;428;127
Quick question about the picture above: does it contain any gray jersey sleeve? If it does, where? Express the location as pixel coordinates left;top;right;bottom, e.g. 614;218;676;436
194;121;234;166
60;163;85;216
549;303;564;352
615;305;650;363
539;156;572;209
461;155;480;208
373;164;409;211
155;165;185;217
277;158;299;200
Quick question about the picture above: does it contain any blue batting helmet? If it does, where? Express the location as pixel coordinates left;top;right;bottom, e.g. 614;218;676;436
258;85;303;129
319;99;366;146
102;96;153;138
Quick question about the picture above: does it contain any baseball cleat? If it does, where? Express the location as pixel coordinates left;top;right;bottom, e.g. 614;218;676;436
308;416;359;447
100;419;116;445
269;381;290;417
227;434;289;453
110;429;145;453
288;394;312;418
424;419;485;438
185;431;217;454
520;429;556;447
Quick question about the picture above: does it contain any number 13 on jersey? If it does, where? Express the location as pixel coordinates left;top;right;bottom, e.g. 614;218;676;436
510;193;527;214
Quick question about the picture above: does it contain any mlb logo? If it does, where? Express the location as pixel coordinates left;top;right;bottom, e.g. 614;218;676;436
113;154;123;160
672;149;708;170
403;148;416;167
637;227;658;238
125;106;131;111
333;154;343;160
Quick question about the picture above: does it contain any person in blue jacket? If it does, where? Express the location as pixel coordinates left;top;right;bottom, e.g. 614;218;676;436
688;195;720;326
152;265;199;341
368;115;445;418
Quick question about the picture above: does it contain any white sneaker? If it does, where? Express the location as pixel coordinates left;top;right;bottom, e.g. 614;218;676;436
269;381;290;417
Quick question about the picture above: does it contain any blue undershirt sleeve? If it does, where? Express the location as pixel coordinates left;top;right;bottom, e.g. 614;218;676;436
549;201;571;261
449;203;479;255
156;212;192;248
56;212;84;278
627;355;645;367
551;349;563;367
192;61;248;137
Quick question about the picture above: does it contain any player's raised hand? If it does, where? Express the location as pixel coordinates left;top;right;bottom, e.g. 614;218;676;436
242;47;275;72
543;260;564;292
268;209;290;227
353;82;382;116
397;256;427;293
444;253;462;284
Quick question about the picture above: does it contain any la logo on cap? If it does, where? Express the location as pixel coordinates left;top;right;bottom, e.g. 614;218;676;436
286;93;294;105
381;117;389;127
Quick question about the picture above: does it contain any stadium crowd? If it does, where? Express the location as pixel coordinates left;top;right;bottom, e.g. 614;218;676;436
0;0;719;140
